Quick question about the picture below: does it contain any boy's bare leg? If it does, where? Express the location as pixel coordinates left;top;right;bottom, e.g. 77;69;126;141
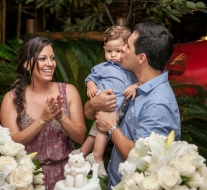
93;131;108;163
80;135;95;157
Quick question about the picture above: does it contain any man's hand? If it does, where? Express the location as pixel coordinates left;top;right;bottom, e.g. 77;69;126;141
84;89;116;120
89;89;116;112
95;110;117;132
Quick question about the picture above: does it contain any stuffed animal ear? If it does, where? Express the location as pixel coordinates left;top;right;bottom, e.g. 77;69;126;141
69;153;72;158
80;152;84;157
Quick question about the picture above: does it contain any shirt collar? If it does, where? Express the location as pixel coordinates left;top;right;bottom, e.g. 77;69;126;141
105;60;121;67
138;70;169;93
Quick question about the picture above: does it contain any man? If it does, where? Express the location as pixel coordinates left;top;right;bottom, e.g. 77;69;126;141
84;22;181;189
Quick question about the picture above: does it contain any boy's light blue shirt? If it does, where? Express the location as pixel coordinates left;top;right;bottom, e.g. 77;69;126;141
85;61;137;110
107;71;181;189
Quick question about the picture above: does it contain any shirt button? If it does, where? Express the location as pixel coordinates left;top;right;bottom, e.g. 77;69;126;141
128;117;130;120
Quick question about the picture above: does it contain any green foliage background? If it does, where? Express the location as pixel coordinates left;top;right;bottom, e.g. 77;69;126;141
0;37;207;176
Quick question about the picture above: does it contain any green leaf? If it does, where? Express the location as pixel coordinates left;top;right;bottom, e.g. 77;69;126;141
173;0;184;5
54;48;75;85
106;0;113;4
197;8;207;13
33;170;43;176
143;2;147;9
45;3;50;8
186;9;194;14
36;1;45;9
163;0;172;3
186;1;196;9
91;19;96;31
80;1;84;7
167;5;171;10
170;9;183;16
83;0;91;4
83;16;93;28
168;13;181;22
195;2;206;9
25;0;35;4
93;6;98;12
76;66;90;105
181;176;191;182
99;13;103;23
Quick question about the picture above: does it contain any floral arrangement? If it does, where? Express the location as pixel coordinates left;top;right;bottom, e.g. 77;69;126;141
0;125;45;190
113;131;207;190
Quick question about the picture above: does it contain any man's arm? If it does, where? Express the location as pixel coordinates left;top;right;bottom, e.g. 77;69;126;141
95;111;134;160
84;89;117;120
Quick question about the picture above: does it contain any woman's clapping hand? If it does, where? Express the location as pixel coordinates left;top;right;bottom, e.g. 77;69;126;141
40;94;63;124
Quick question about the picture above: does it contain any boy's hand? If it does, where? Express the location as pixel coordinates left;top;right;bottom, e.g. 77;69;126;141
123;84;138;100
87;81;98;99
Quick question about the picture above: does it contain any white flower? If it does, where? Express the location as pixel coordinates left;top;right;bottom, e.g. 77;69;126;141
16;184;33;190
143;132;167;148
134;140;149;171
141;173;161;190
170;156;195;177
118;160;136;176
0;164;13;186
197;164;207;177
18;156;35;172
123;172;144;190
157;165;182;190
0;126;11;144
119;147;146;176
0;140;25;157
34;185;45;190
33;169;44;185
113;131;207;190
172;185;190;190
0;181;15;190
0;125;45;189
172;142;205;168
199;177;207;190
6;165;34;188
143;139;169;172
0;156;18;171
187;171;204;188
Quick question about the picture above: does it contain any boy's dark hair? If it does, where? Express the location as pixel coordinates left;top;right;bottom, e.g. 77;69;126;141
104;26;131;44
134;22;174;71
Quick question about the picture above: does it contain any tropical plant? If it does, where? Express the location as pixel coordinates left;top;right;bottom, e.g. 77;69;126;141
52;39;105;129
166;53;207;160
63;6;109;31
53;39;105;104
172;83;207;160
16;0;207;31
0;38;22;103
97;0;207;25
1;37;207;162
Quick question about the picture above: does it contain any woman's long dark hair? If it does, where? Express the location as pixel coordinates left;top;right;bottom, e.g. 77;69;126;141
12;36;53;127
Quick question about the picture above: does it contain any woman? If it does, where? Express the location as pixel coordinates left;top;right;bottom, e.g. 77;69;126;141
0;36;87;189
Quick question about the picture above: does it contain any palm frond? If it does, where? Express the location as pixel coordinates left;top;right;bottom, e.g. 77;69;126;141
181;121;207;159
76;66;91;105
54;47;75;85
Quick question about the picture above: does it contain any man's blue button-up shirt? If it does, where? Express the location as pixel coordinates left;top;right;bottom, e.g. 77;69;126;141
107;71;181;189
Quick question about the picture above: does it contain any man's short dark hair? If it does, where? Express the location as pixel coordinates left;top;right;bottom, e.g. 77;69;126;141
134;22;174;71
